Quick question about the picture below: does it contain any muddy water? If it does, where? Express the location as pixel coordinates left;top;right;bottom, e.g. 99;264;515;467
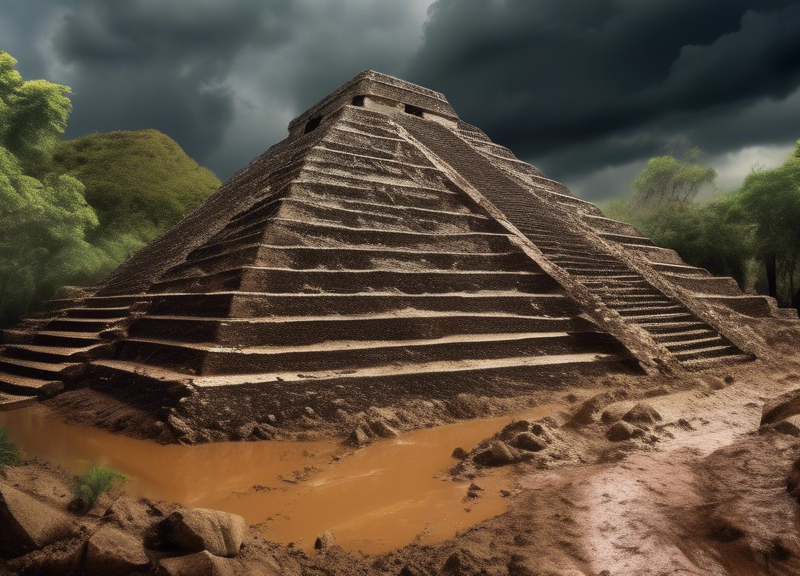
0;403;560;553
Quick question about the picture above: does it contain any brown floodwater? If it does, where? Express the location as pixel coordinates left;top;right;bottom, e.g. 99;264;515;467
0;403;560;554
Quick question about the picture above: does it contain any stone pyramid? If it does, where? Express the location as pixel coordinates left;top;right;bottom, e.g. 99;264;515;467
0;71;795;438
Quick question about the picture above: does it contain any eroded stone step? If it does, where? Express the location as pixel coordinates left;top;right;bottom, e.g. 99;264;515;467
0;391;37;411
651;329;717;344
148;291;569;318
130;312;592;346
63;306;130;319
672;344;743;362
117;331;625;376
3;342;111;363
599;232;654;246
33;331;103;348
625;312;697;324
615;305;685;317
0;356;80;381
663;336;727;353
681;353;754;369
0;372;61;396
149;267;559;295
46;317;126;333
648;262;710;276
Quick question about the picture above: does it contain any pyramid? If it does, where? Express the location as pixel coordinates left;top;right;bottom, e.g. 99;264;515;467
0;71;795;438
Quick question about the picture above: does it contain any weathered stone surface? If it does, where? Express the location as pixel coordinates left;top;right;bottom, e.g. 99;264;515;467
606;421;645;442
315;530;336;550
0;481;77;558
509;432;547;452
761;388;800;426
787;456;800;502
451;447;468;460
159;508;247;557
84;525;149;576
369;419;400;438
773;415;800;437
346;425;371;447
157;551;234;576
622;403;662;425
473;441;523;467
498;420;531;441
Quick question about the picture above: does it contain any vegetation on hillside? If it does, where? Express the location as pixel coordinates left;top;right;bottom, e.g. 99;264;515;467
71;465;128;511
606;143;800;310
0;427;21;470
0;50;219;326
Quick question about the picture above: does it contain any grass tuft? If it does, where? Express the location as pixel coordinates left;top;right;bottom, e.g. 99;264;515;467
71;466;128;509
0;427;20;470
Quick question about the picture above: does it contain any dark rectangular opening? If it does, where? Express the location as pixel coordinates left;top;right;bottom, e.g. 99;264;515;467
404;104;424;118
304;115;323;134
351;95;365;107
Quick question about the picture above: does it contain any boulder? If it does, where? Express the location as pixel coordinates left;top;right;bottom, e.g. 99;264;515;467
0;482;78;558
369;419;400;438
498;420;531;441
509;432;547;452
346;425;371;447
157;551;234;576
84;525;149;576
451;447;468;460
761;389;800;427
473;441;522;467
606;421;644;442
622;403;662;425
159;508;247;557
314;530;336;550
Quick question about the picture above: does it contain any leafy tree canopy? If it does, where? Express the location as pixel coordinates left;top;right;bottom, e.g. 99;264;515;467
632;147;717;205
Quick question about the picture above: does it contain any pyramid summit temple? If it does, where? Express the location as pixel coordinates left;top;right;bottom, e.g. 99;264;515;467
0;71;796;441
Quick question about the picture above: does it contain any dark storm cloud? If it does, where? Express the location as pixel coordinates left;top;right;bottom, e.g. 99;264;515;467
406;0;800;188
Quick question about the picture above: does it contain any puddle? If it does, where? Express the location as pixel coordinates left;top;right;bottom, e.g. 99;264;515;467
0;403;561;554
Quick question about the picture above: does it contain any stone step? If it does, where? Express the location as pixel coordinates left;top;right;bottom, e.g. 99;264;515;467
681;353;755;370
625;312;697;324
63;306;130;319
0;355;80;381
32;331;104;348
562;267;633;277
45;317;126;333
573;273;642;281
130;312;592;346
636;321;710;334
321;133;429;165
169;245;533;280
117;331;625;376
0;391;37;411
91;351;639;394
672;344;744;363
0;372;62;396
662;336;727;353
149;267;559;296
615;305;685;317
2;342;110;364
599;232;654;246
648;262;710;276
147;291;571;318
651;329;718;344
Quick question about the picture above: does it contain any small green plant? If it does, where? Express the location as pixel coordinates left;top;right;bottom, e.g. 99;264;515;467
71;466;128;510
0;427;21;470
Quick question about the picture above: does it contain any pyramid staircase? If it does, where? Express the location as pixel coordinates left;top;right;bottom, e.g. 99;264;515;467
0;71;790;428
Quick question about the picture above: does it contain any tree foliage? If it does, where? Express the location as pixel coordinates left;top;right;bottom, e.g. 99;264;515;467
632;148;717;204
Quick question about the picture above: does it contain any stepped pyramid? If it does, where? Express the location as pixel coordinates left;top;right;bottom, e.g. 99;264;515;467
0;72;796;439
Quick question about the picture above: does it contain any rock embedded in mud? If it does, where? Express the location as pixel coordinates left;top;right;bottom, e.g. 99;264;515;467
622;402;662;425
83;524;149;576
158;508;247;557
369;418;400;438
509;432;547;452
606;421;645;442
0;482;78;558
314;530;336;550
473;441;523;467
346;425;371;447
761;388;800;426
451;447;468;460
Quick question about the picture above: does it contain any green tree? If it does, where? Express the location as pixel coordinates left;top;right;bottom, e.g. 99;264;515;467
737;142;800;303
0;51;108;325
632;148;717;205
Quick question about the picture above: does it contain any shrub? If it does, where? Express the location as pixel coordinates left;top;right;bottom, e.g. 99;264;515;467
71;466;128;510
0;427;21;469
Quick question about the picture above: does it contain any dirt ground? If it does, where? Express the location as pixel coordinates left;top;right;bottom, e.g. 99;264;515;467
4;351;800;575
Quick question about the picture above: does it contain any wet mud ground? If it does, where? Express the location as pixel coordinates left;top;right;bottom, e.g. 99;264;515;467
3;354;800;575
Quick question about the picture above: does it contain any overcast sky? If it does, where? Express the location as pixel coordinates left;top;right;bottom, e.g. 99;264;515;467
2;0;800;201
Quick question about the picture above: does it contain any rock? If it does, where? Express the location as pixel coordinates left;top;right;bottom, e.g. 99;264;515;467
451;447;468;460
468;482;483;492
773;415;800;437
473;441;523;467
158;508;247;557
622;403;662;425
167;414;196;443
787;456;800;502
498;420;530;440
606;421;644;442
157;551;234;576
84;525;149;576
509;432;547;452
314;530;336;550
0;482;78;558
761;388;800;426
600;404;629;423
346;425;371;447
369;419;400;438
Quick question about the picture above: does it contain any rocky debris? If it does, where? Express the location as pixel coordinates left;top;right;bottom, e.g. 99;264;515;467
232;422;275;441
622;402;662;425
83;524;149;576
606;421;645;442
466;482;483;499
498;420;531;441
473;441;524;467
761;388;800;427
508;432;547;452
166;414;196;444
0;482;78;558
156;508;247;557
369;418;400;438
571;390;629;425
314;530;336;550
345;425;371;447
773;415;800;437
451;447;468;460
600;404;629;423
